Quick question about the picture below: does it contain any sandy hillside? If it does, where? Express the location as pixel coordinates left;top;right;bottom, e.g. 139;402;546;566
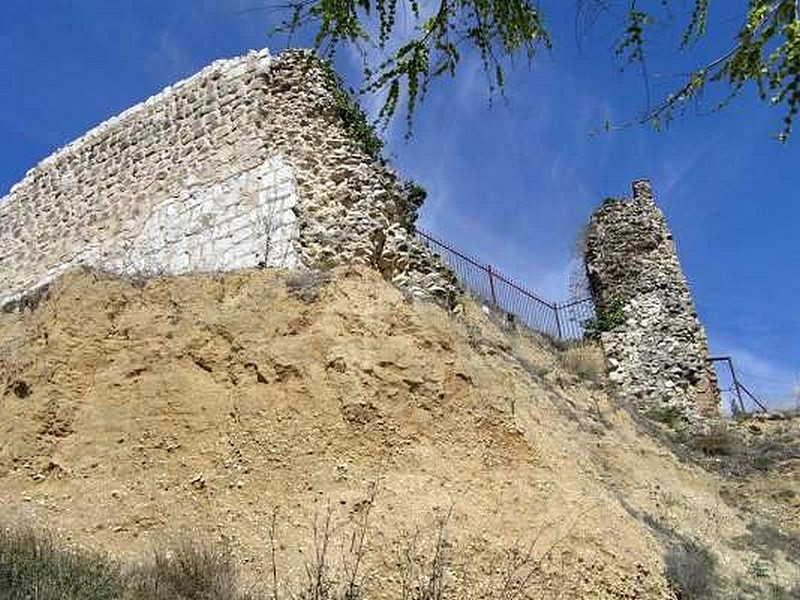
0;267;797;598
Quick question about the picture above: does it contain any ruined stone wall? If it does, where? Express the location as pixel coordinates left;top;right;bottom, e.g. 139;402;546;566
0;49;456;307
585;180;720;424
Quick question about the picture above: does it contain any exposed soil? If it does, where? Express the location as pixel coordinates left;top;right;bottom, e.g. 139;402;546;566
0;267;797;598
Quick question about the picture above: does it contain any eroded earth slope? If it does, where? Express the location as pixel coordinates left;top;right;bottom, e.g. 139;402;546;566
0;267;797;598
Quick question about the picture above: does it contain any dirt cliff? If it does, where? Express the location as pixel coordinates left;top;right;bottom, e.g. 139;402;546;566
0;267;797;598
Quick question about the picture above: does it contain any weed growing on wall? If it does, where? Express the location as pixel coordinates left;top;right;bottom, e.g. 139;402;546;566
319;60;384;160
399;180;427;229
583;298;626;341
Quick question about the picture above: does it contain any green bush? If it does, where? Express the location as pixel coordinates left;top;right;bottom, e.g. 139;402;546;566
319;60;384;160
644;404;687;429
400;180;428;228
583;299;626;341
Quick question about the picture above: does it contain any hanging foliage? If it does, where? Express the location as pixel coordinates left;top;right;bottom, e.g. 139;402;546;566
278;1;800;140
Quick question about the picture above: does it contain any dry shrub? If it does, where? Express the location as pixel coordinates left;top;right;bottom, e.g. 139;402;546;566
0;526;123;600
285;270;332;303
1;504;571;600
266;499;566;600
394;511;453;600
690;422;743;457
126;537;249;600
0;526;251;600
561;344;605;384
664;540;719;600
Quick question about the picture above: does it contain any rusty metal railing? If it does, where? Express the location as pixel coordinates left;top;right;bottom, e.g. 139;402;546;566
414;230;773;411
415;229;594;341
710;356;768;414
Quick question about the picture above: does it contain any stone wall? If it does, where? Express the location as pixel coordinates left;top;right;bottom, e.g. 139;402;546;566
0;49;456;307
585;180;720;424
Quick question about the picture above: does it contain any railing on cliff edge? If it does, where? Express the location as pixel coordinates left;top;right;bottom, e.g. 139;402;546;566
709;356;768;414
415;228;595;341
416;228;770;414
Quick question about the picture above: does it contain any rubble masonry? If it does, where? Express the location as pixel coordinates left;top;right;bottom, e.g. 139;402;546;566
0;49;456;307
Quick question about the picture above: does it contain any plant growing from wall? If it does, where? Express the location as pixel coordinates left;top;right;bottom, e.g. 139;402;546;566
399;180;428;229
318;60;385;160
583;298;627;341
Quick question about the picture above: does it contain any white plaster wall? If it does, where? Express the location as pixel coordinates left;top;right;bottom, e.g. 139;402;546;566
107;156;299;276
0;49;277;307
0;156;299;307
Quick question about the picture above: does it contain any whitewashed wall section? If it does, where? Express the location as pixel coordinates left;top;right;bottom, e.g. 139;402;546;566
105;156;299;276
0;157;299;307
0;49;459;309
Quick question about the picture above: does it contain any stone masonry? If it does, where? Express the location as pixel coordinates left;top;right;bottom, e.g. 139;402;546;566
0;49;456;307
585;180;720;424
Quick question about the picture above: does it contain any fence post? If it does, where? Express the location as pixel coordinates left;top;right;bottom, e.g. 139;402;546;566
487;265;498;306
554;303;564;340
728;359;747;414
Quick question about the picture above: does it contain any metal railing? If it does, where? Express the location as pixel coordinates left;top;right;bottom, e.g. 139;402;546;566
415;229;594;341
710;356;768;414
414;231;772;412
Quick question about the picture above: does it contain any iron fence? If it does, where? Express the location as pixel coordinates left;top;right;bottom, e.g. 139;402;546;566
415;229;594;341
710;356;768;414
414;230;772;411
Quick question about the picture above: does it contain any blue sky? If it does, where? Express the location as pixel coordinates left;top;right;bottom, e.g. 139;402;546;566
0;1;797;408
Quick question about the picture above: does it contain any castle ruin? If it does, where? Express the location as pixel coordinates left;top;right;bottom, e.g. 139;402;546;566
0;49;456;308
585;180;720;424
0;49;722;425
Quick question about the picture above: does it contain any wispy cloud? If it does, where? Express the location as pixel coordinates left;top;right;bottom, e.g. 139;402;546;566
151;30;194;83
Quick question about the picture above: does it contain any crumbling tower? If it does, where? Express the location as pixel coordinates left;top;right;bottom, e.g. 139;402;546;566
584;180;720;424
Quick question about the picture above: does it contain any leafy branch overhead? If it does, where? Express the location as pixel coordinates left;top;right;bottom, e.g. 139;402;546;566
278;0;800;140
278;0;550;133
614;0;800;141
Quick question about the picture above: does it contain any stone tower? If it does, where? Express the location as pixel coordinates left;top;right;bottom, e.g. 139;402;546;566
584;180;720;425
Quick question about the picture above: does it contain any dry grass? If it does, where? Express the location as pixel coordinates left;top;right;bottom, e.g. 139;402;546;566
0;526;251;600
560;344;605;384
663;540;719;600
689;422;743;457
0;508;569;600
285;270;332;303
0;525;124;600
126;538;250;600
